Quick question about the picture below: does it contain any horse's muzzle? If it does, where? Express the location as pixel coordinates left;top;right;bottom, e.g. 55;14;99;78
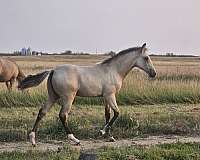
148;69;157;78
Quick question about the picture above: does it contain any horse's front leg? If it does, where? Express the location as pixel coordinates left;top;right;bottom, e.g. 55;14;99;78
105;102;111;124
100;101;111;135
101;94;120;142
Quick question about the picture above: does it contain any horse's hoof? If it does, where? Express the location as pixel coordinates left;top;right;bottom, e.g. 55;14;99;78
32;144;36;147
29;132;36;146
75;141;81;146
99;129;106;135
68;134;80;145
108;136;116;142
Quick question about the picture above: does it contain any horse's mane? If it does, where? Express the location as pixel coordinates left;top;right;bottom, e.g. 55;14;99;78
101;47;142;64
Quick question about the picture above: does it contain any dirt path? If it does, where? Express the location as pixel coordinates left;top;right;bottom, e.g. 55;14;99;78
1;135;200;153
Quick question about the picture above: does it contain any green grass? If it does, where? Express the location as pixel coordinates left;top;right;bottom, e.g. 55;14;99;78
1;104;200;142
0;145;79;160
1;143;200;160
97;142;200;160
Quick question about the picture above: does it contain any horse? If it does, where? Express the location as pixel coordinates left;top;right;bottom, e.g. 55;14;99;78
18;43;156;146
0;58;26;90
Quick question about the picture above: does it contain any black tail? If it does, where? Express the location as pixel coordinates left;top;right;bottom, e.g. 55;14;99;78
18;71;50;90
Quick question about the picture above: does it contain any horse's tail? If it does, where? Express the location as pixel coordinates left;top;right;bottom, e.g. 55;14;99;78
18;70;50;90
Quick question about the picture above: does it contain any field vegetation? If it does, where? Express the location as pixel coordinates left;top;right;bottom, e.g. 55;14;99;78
1;55;200;106
1;104;200;142
1;55;200;159
1;142;200;160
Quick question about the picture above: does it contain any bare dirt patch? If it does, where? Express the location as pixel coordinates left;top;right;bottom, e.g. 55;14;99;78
1;135;200;153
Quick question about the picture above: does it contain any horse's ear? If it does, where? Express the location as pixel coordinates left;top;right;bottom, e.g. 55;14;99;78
142;43;146;48
141;43;146;54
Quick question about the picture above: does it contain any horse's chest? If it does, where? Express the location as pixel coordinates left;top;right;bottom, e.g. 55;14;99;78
106;75;122;93
115;82;122;92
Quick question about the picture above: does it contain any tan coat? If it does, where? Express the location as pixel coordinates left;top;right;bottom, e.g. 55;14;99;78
0;58;25;90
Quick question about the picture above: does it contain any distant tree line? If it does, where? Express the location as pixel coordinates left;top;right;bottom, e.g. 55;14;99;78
150;53;198;57
103;51;116;57
60;50;90;55
1;49;198;58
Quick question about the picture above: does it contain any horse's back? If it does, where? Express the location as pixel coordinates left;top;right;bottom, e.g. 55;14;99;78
51;64;105;97
51;64;120;97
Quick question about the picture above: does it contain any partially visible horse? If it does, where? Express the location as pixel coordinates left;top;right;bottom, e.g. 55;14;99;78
0;58;26;90
18;43;156;146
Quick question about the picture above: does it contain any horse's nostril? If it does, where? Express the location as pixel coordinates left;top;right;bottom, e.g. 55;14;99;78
153;72;157;77
149;70;156;78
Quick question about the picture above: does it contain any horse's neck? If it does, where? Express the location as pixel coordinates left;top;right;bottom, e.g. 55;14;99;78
109;53;138;80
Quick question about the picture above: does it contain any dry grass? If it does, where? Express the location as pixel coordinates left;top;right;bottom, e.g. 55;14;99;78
1;55;200;105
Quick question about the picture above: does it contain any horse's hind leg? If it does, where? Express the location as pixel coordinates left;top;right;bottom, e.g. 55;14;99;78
59;94;80;145
5;81;11;91
29;72;59;146
29;97;55;146
5;78;15;91
9;78;16;90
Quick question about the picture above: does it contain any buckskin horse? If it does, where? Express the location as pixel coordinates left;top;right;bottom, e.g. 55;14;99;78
0;58;25;90
18;43;156;146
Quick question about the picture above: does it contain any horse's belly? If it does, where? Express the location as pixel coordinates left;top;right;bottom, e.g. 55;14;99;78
0;75;9;82
77;86;102;97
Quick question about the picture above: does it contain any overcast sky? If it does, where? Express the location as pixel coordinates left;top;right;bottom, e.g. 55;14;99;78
0;0;199;54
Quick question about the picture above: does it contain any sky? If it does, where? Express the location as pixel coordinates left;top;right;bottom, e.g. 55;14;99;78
0;0;199;55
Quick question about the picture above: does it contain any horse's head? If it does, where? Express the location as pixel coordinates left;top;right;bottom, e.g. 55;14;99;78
135;43;157;78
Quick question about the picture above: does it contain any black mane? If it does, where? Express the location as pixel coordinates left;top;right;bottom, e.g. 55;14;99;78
101;47;142;64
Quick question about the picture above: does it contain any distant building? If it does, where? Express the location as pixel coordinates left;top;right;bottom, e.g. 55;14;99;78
166;52;174;56
21;48;26;56
27;47;32;55
32;51;42;56
20;47;32;56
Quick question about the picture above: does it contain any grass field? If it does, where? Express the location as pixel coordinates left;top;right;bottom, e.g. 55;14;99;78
1;104;200;142
1;142;200;160
1;55;200;159
1;55;200;105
